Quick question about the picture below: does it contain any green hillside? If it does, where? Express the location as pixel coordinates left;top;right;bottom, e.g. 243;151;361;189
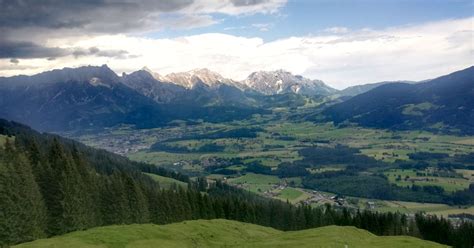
144;172;188;188
15;219;445;248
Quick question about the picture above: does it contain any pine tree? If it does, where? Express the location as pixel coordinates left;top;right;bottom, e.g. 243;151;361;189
121;172;150;223
0;141;47;245
100;172;129;225
71;146;101;228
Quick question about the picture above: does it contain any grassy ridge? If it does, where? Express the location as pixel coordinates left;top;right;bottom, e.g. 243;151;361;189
15;219;445;248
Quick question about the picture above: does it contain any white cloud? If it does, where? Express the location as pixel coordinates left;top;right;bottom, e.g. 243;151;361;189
0;17;472;89
252;23;273;32
186;0;287;16
323;27;349;34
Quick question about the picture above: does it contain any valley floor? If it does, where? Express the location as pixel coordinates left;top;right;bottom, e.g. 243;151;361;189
65;119;474;218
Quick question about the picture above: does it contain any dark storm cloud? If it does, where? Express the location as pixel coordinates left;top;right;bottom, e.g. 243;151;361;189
0;40;132;60
0;0;192;59
0;0;195;33
73;47;130;59
0;40;69;59
231;0;267;7
0;0;277;60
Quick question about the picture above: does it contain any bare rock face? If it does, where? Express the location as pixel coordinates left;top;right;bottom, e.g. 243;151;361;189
134;67;336;96
121;69;186;104
243;69;337;96
162;68;246;90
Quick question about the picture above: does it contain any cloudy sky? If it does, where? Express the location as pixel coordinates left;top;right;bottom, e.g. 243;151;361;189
0;0;472;89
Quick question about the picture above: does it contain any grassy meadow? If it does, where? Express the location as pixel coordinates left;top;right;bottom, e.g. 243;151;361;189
144;173;188;189
14;219;446;248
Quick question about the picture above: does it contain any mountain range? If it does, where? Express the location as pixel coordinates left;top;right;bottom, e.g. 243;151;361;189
0;65;472;134
322;66;474;134
122;68;256;107
0;65;336;131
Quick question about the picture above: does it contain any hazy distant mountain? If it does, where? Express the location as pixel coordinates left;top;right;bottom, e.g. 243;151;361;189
243;70;337;96
339;81;415;97
322;66;474;134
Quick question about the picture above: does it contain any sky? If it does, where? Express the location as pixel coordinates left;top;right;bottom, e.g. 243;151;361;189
0;0;473;89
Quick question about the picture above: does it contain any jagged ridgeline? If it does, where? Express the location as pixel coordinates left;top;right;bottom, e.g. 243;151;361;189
0;119;473;247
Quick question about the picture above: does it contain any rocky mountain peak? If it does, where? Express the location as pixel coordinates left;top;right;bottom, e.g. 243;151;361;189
243;69;337;96
163;68;234;89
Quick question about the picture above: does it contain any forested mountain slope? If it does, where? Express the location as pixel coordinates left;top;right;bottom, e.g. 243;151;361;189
322;66;474;134
338;80;414;97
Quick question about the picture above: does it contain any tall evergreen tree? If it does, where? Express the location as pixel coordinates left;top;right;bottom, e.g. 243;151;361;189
0;141;46;245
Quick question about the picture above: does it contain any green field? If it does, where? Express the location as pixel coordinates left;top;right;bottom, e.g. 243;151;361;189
344;197;474;217
229;173;281;185
385;169;470;192
275;187;312;203
276;187;303;199
227;174;311;203
228;173;280;193
428;205;474;217
144;173;188;189
14;219;445;248
456;169;474;182
379;201;474;217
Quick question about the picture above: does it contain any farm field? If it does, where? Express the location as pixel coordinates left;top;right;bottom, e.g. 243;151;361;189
14;219;445;248
129;151;204;171
274;187;312;203
384;168;471;192
376;201;474;217
227;173;311;203
456;169;474;182
228;173;281;194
